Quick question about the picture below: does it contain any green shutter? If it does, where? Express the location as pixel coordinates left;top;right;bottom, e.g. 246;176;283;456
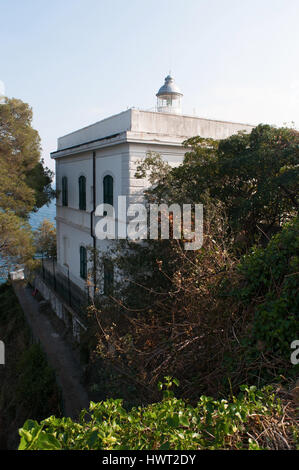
80;246;87;280
103;175;113;207
62;177;68;206
79;176;86;210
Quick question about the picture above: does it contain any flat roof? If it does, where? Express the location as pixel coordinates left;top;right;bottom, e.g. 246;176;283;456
52;108;254;157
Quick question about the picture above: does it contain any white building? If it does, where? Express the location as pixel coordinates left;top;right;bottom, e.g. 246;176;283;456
48;75;253;327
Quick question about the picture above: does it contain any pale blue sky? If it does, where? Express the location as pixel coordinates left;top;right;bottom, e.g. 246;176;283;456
1;0;299;171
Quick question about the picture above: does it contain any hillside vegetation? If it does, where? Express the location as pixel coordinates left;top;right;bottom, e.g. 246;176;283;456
0;284;61;449
19;124;299;450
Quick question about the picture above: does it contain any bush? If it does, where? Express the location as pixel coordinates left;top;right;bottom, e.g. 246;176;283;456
236;217;299;358
0;283;62;448
18;380;298;450
16;343;62;420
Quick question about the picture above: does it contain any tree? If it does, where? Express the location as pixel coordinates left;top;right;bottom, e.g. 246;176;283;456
34;219;56;258
212;125;299;242
0;211;35;276
25;160;55;211
0;97;55;216
137;124;299;247
0;97;55;272
85;124;298;401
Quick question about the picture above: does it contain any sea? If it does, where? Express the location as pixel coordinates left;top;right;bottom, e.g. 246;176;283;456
0;198;56;283
28;198;56;231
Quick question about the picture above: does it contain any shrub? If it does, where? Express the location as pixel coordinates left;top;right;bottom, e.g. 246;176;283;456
18;380;298;450
236;217;299;358
16;343;62;421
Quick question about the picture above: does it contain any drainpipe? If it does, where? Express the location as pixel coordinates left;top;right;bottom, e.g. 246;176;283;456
90;151;97;297
67;266;71;307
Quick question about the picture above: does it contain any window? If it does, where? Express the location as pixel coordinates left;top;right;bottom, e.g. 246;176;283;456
80;246;87;280
103;175;113;206
62;176;68;206
79;175;86;211
104;259;114;295
103;175;113;216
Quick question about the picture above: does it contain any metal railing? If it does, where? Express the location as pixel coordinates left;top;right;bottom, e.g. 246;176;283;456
39;258;90;317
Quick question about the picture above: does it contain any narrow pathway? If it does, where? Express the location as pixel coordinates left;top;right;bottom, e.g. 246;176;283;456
12;281;90;420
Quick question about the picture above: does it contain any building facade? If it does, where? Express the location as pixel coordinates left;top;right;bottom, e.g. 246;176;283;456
51;76;254;295
45;76;254;338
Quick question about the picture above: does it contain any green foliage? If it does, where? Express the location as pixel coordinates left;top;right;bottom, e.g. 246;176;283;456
0;282;28;332
14;123;299;451
0;97;54;215
19;381;297;450
214;125;299;241
0;283;61;448
137;125;299;246
0;211;36;275
34;219;56;258
16;343;61;420
235;217;299;358
81;124;299;407
0;97;55;272
25;159;55;211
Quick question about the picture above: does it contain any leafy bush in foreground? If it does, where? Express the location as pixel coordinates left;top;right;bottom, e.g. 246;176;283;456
19;380;298;450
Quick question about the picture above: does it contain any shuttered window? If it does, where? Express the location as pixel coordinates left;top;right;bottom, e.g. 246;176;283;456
103;175;113;207
80;246;87;280
62;176;68;206
104;259;114;295
79;175;86;211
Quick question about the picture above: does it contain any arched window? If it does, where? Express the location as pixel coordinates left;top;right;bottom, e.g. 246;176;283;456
103;175;113;207
80;246;87;280
62;176;68;206
79;175;86;211
104;259;114;295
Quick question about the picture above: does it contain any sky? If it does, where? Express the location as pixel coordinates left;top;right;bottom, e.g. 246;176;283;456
1;0;299;172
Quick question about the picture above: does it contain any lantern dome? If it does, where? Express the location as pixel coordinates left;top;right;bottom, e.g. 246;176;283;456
156;74;183;115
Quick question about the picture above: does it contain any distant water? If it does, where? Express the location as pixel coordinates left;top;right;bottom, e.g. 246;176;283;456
0;198;56;283
29;198;56;230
